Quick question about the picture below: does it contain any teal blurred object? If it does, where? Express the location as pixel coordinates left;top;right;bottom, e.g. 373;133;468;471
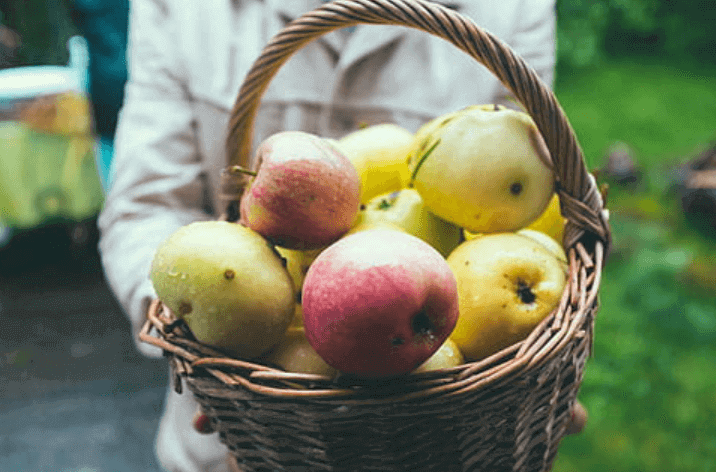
0;120;104;229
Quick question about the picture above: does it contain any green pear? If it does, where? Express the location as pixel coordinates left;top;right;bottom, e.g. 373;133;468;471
150;221;295;358
354;188;462;257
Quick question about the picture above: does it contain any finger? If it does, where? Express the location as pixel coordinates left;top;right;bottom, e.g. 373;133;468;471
192;407;215;434
565;400;587;435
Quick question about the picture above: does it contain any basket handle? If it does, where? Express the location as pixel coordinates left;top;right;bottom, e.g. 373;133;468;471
223;0;610;252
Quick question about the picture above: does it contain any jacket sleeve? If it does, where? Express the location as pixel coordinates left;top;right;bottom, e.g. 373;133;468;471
98;0;211;358
507;0;557;91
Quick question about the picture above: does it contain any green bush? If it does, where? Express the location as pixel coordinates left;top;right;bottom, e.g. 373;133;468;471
557;0;716;69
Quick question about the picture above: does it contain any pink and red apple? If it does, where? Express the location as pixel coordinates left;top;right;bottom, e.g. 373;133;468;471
301;228;459;377
240;131;361;250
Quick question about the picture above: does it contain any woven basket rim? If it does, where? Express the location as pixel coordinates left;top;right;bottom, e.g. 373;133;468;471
139;0;610;402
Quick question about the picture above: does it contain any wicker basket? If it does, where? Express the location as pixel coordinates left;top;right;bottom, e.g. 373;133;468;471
140;1;611;470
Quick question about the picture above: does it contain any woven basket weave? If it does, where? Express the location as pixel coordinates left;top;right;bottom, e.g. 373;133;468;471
140;1;611;470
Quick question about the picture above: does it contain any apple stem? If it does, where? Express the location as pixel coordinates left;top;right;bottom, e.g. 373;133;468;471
410;138;441;184
229;165;257;177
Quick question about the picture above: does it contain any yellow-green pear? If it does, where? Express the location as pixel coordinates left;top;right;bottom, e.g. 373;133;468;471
410;105;555;234
150;221;295;358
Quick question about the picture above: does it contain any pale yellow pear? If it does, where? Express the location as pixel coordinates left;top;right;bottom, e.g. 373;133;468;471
447;233;566;361
410;105;555;233
334;123;414;204
275;246;324;301
525;193;567;246
354;188;462;257
516;228;568;267
413;337;464;373
265;328;337;377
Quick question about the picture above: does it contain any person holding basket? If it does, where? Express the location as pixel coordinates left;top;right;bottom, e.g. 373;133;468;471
98;1;586;471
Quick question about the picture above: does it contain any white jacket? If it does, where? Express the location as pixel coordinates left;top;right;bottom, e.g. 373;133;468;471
98;1;556;470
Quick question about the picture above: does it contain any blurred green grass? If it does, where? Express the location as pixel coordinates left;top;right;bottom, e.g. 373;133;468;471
551;59;716;472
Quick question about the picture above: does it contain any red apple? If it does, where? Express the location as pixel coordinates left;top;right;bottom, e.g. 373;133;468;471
301;228;459;377
240;131;361;249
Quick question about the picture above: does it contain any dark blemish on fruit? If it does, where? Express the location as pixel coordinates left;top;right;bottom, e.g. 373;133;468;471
517;280;536;304
465;260;470;266
178;301;193;315
224;269;235;280
378;198;392;210
392;337;405;346
510;182;523;196
360;204;366;210
412;310;435;337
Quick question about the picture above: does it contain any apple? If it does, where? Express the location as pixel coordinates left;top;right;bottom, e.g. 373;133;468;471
240;130;361;250
334;123;414;204
516;228;568;267
264;328;338;377
150;221;295;358
354;188;462;258
411;105;483;148
525;193;567;246
412;337;464;373
302;228;459;377
446;232;567;361
409;104;555;233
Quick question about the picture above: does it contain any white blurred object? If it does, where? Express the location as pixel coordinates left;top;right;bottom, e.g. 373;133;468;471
0;35;89;108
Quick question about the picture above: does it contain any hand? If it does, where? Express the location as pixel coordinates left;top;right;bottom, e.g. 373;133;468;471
565;400;588;435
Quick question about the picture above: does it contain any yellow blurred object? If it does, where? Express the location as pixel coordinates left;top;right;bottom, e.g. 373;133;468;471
524;193;566;246
20;91;92;136
413;338;464;373
0;92;103;229
334;123;414;204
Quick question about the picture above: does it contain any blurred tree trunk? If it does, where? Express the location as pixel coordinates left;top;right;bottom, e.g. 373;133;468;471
0;0;78;66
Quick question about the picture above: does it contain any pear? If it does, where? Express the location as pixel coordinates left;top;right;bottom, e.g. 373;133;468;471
355;188;462;257
334;123;414;204
410;104;555;234
150;221;295;358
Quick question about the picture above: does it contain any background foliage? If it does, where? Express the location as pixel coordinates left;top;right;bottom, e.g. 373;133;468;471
556;0;716;69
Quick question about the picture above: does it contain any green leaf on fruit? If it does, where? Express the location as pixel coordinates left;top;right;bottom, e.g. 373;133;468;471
410;138;441;184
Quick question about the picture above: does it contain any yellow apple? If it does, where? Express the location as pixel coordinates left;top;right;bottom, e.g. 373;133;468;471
264;328;337;377
334;123;414;204
413;337;464;373
525;193;566;245
412;105;483;149
354;188;462;257
410;105;555;233
275;246;324;302
150;221;295;358
516;228;568;267
446;232;567;361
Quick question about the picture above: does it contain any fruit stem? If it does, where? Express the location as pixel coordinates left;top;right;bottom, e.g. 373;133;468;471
229;165;257;177
410;138;441;184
